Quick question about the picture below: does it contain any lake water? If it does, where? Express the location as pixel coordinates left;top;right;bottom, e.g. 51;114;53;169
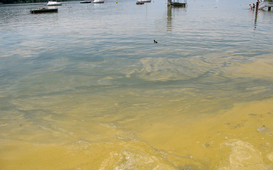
1;0;273;169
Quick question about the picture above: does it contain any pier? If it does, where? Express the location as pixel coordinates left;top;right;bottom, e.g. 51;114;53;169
258;2;273;11
254;1;272;24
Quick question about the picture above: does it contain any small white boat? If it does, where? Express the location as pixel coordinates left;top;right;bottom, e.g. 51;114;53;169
46;1;62;6
93;0;104;3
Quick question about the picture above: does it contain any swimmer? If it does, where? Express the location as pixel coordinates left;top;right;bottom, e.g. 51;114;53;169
249;4;253;9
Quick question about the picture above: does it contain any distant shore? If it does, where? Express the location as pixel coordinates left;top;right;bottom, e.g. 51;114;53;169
0;0;77;4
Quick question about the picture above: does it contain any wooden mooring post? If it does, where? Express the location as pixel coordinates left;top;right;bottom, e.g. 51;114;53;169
255;1;259;21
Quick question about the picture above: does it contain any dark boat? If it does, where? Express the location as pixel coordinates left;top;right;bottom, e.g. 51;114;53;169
30;8;58;14
171;2;186;7
80;1;91;3
136;0;144;5
167;0;187;7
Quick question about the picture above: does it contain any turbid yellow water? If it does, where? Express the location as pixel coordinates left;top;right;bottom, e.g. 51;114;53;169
1;93;273;169
1;0;273;169
1;57;273;169
1;55;273;170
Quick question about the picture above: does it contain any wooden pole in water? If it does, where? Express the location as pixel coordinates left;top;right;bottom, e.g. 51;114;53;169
255;1;259;16
255;1;259;21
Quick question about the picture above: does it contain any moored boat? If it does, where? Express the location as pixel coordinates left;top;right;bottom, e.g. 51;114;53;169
46;1;62;6
171;2;186;7
93;0;104;3
30;8;58;13
167;0;187;7
80;1;91;3
136;0;144;5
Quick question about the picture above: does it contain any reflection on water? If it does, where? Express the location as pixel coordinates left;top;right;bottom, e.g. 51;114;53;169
166;6;187;33
0;0;273;169
167;7;172;32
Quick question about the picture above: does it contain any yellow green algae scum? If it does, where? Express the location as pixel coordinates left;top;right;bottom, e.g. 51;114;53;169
1;57;273;170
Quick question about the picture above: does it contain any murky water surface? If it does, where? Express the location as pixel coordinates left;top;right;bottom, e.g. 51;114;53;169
0;0;273;169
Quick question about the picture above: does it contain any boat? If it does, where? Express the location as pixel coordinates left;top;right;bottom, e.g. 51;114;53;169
167;0;187;7
46;1;62;6
142;0;151;3
30;8;58;13
80;1;91;3
136;0;144;5
93;0;104;3
171;2;186;7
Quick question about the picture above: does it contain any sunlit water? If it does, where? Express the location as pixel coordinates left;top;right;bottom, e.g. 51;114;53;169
1;0;273;169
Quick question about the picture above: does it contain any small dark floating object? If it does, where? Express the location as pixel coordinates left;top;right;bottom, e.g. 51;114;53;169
136;1;144;5
154;40;157;43
30;8;58;14
80;1;91;3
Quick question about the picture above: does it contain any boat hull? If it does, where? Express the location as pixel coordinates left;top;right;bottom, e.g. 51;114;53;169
170;2;186;7
80;1;91;3
30;8;58;13
46;1;62;6
47;4;62;6
136;1;144;5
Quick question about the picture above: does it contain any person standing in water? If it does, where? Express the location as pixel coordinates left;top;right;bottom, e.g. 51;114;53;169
249;4;253;9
